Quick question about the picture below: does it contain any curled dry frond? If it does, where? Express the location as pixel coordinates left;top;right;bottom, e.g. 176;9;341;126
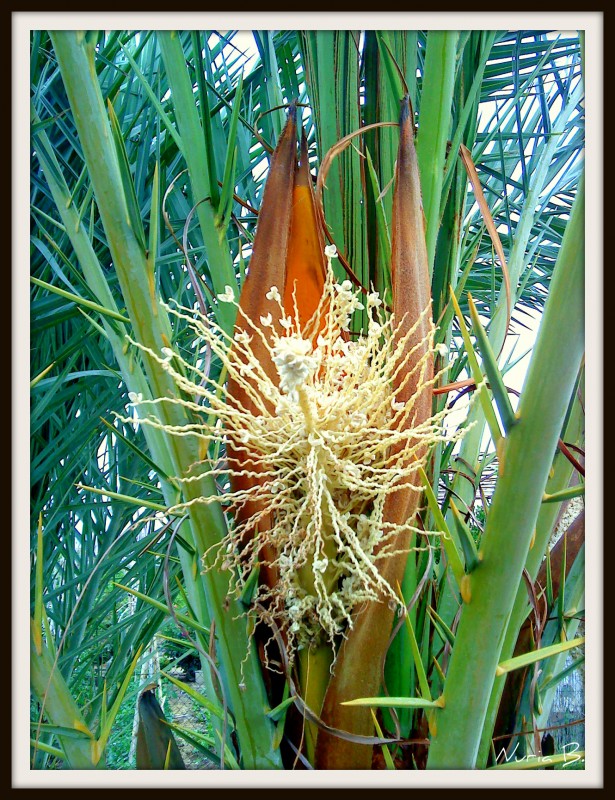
122;257;469;663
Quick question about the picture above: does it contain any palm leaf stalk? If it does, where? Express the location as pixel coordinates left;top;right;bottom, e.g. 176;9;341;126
30;28;280;769
415;30;459;274
29;97;214;752
31;107;195;768
477;381;585;765
47;30;281;769
426;176;584;769
412;29;498;713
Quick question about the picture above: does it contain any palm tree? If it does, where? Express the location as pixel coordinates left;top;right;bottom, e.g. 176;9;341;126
30;28;585;771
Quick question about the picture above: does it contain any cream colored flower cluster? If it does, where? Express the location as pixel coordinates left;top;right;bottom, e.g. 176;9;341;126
124;255;467;656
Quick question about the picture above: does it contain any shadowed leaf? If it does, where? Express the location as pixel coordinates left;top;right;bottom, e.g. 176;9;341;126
136;688;186;770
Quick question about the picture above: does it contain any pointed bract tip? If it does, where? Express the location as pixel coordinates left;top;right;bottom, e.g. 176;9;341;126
287;99;299;121
298;129;310;172
399;94;411;123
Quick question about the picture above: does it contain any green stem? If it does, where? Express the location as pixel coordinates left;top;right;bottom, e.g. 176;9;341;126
49;31;281;769
157;31;237;330
416;30;459;274
32;101;221;745
298;644;334;765
475;379;585;766
426;177;584;769
293;433;338;764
